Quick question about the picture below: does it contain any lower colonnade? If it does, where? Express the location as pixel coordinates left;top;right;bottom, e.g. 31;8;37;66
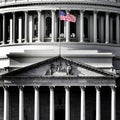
2;86;116;120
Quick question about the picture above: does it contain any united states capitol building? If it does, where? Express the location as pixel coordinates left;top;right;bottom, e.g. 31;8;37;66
0;0;120;120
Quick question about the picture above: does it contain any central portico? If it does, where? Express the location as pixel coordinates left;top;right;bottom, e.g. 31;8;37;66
0;56;117;120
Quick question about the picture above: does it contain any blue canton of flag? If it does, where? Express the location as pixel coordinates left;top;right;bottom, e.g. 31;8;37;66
60;11;67;21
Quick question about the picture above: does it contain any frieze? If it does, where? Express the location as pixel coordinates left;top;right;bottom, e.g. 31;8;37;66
3;76;116;87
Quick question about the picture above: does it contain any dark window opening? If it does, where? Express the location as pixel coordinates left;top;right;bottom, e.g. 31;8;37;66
57;18;64;38
97;18;100;42
113;19;116;43
84;17;88;39
70;22;76;38
46;17;51;37
34;17;38;37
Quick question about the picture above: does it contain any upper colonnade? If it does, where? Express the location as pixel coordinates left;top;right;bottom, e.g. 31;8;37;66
0;0;119;46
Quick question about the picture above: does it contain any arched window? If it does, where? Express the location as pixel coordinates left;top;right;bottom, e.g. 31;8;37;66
46;17;51;37
84;17;88;39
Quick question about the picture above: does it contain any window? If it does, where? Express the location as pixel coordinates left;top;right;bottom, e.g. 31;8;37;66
84;17;88;39
46;17;51;37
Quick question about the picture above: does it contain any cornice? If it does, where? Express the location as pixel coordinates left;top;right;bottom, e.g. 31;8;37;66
0;1;120;10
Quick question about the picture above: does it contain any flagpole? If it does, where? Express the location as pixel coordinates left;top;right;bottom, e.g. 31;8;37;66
59;9;61;57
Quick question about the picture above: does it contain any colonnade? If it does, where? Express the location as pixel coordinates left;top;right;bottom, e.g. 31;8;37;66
0;10;120;45
3;86;116;120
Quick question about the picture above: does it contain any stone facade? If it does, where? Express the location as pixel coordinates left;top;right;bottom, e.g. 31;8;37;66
0;1;120;120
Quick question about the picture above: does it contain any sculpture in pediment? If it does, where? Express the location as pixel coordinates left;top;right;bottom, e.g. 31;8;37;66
45;62;72;76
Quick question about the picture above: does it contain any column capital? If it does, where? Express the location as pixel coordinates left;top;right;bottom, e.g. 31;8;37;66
34;86;40;90
111;86;117;91
79;10;85;13
49;86;55;90
64;86;70;90
51;10;56;12
37;10;42;13
2;13;5;16
3;86;9;90
12;12;15;15
93;10;98;14
18;86;24;90
95;86;101;91
24;11;28;13
80;86;86;91
66;10;70;14
106;12;110;15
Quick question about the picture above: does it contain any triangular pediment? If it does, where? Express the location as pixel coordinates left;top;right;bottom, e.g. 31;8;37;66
1;56;116;78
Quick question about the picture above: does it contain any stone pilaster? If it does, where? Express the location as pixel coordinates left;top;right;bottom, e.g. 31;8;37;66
80;86;86;120
19;86;24;120
3;86;9;120
34;86;40;120
111;86;116;120
50;86;55;120
96;86;101;120
2;14;5;44
65;86;70;120
25;11;28;43
66;11;70;42
51;10;55;42
93;11;97;43
105;12;109;44
38;10;41;42
80;10;84;42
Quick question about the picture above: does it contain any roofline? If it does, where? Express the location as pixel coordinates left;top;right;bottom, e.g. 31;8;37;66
1;56;118;78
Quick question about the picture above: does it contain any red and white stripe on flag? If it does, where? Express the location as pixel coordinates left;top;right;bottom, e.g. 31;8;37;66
60;15;66;21
65;13;76;23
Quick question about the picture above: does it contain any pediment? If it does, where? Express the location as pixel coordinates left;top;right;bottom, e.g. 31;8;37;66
1;56;116;78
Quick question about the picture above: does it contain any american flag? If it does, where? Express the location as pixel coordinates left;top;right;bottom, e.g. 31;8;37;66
60;11;76;23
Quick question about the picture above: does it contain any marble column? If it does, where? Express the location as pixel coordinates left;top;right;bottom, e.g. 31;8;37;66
66;11;70;42
34;86;40;120
29;15;33;43
105;12;109;44
50;86;55;120
116;14;119;44
110;17;113;43
96;86;101;120
19;86;24;120
25;11;28;43
38;10;41;42
80;86;86;120
18;17;22;43
80;10;84;42
100;16;104;43
93;11;97;43
111;86;116;120
13;12;15;43
65;86;70;120
51;10;55;42
4;86;9;120
2;14;5;44
9;19;13;44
